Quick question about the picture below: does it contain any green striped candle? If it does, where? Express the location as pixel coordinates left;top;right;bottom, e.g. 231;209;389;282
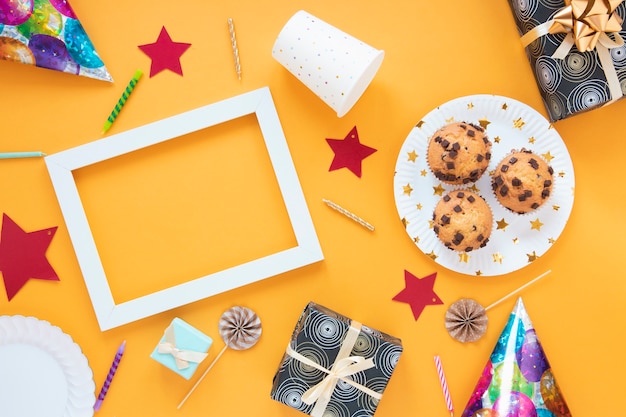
102;70;143;134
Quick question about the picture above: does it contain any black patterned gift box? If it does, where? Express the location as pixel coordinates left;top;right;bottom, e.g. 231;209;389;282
270;302;403;417
507;0;626;121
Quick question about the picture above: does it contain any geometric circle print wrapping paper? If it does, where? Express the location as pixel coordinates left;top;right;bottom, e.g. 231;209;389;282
506;0;626;121
270;302;403;417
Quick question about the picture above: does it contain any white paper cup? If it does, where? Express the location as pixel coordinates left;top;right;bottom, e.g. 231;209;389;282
272;10;384;117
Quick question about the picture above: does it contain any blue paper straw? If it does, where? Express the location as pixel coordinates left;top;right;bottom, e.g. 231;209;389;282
0;152;46;159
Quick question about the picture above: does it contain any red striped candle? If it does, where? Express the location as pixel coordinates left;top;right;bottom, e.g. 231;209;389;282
94;340;126;411
434;355;454;417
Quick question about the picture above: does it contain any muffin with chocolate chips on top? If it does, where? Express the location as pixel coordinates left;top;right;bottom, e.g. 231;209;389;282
491;148;554;214
427;121;492;185
432;190;493;252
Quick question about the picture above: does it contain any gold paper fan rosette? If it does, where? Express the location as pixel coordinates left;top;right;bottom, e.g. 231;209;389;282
445;298;488;343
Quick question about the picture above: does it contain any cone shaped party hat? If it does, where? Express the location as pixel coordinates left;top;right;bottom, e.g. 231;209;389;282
461;298;572;417
0;0;112;81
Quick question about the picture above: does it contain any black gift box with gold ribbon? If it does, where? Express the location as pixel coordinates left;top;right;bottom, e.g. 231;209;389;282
507;0;626;121
270;302;403;417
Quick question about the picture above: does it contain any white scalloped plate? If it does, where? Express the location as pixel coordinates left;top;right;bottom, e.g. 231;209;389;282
393;95;575;276
0;315;95;417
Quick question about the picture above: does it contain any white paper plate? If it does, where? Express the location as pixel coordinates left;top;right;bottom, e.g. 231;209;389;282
393;95;575;276
0;315;95;417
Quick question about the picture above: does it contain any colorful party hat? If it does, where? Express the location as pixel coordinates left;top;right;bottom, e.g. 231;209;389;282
0;0;112;81
461;298;572;417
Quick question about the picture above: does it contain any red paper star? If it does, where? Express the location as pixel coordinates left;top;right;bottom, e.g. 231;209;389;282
392;270;443;320
326;126;377;177
138;26;191;77
0;214;59;301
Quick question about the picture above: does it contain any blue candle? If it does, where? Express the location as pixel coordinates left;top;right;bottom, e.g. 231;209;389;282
0;152;46;159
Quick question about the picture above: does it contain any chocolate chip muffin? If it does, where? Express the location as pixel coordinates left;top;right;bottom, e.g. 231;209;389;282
432;190;493;252
491;149;554;214
427;122;492;185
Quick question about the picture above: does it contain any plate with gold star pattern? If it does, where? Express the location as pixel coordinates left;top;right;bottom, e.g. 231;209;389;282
393;95;575;276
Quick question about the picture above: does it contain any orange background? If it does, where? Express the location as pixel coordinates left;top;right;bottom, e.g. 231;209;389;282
1;1;625;416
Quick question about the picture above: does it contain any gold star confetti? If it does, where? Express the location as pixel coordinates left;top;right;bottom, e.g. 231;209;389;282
468;184;479;193
433;184;445;196
496;218;509;230
541;151;554;162
427;251;438;260
467;102;474;109
416;120;425;128
413;236;420;243
528;137;536;144
494;136;501;143
416;203;423;210
527;251;538;262
407;150;418;162
458;252;470;263
548;237;555;244
489;169;496;176
513;117;526;129
502;103;508;110
558;171;566;178
530;218;544;231
512;237;519;244
420;169;428;177
475;270;482;276
492;252;504;263
445;116;455;123
403;184;413;196
478;119;491;129
552;205;560;211
428;219;435;228
402;217;409;228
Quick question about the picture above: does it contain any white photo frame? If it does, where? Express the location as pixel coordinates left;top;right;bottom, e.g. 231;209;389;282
45;87;323;331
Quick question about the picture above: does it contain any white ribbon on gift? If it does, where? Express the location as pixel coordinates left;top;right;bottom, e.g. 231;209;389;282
285;321;382;417
157;323;208;370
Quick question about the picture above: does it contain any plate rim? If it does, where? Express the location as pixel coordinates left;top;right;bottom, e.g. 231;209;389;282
0;315;95;417
393;94;576;276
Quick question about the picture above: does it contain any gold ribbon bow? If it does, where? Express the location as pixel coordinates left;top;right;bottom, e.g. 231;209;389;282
157;323;208;370
285;321;383;417
520;0;625;103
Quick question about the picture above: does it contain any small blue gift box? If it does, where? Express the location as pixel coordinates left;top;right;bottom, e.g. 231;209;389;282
150;317;212;380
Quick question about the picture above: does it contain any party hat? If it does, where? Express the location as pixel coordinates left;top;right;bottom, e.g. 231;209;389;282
461;298;572;417
0;0;112;81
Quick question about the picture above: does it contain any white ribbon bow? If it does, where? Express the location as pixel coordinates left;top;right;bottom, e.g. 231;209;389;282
157;323;208;370
286;321;382;417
